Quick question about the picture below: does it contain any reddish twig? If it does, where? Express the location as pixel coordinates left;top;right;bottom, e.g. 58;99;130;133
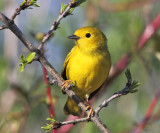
42;67;56;133
134;88;160;133
138;13;160;49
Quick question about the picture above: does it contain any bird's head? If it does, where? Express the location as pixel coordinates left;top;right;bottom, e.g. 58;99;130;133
68;27;107;53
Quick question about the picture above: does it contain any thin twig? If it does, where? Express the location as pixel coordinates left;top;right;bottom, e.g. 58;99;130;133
11;7;22;21
53;117;90;129
0;25;7;30
11;0;39;21
95;93;122;115
37;1;78;50
95;83;131;114
0;12;37;52
57;115;79;133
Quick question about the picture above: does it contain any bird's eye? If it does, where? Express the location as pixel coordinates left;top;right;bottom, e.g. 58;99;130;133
85;33;91;38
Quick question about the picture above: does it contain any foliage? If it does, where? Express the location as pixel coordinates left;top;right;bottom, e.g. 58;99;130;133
20;52;36;72
21;0;40;9
41;116;56;132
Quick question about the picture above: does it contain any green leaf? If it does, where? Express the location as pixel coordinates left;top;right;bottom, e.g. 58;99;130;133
125;68;132;83
46;117;55;123
20;55;25;63
69;8;74;14
19;52;36;72
20;0;27;7
60;3;68;13
60;3;64;12
41;116;56;132
33;4;40;7
26;52;36;63
20;65;25;72
72;0;86;6
41;126;51;130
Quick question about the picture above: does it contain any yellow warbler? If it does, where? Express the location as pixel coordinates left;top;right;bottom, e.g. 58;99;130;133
61;27;111;116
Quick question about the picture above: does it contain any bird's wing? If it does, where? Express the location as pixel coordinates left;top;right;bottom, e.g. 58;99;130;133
61;46;76;80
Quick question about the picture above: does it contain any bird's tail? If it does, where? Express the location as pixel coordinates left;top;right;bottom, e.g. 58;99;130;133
64;97;82;116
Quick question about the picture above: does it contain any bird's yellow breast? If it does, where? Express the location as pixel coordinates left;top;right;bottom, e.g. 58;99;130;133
66;47;111;99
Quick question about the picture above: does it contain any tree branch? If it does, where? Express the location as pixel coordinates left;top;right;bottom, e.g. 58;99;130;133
0;13;37;52
95;93;122;115
37;1;79;50
53;117;90;129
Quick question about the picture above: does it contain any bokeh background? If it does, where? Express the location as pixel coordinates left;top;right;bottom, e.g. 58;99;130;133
1;0;160;133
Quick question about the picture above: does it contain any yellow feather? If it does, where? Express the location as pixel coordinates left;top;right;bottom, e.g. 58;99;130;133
62;27;111;116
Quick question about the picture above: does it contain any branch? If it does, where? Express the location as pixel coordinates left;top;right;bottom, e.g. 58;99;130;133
95;69;140;115
37;1;79;50
57;115;79;133
0;13;37;52
95;93;122;115
11;0;40;21
53;117;90;129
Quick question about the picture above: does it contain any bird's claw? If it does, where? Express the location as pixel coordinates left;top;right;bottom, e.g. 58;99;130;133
61;80;72;94
85;98;94;117
85;105;94;118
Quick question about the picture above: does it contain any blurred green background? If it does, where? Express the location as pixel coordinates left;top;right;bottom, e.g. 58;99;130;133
0;0;160;133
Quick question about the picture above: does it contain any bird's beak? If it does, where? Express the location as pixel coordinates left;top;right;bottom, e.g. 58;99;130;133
68;35;80;40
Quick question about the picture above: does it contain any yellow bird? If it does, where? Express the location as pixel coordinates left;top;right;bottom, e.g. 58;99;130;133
61;27;111;116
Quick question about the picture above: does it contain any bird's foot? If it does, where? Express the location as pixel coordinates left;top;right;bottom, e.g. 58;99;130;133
85;105;94;118
85;98;94;117
61;80;72;94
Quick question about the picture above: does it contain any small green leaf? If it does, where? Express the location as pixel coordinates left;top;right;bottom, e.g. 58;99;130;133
61;3;68;13
20;65;25;72
130;89;138;93
20;0;27;7
46;116;56;123
19;52;36;72
72;0;86;6
69;8;74;14
119;69;140;94
26;52;36;63
41;116;56;132
60;3;64;13
33;4;40;7
20;55;25;63
125;68;132;83
41;126;51;130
